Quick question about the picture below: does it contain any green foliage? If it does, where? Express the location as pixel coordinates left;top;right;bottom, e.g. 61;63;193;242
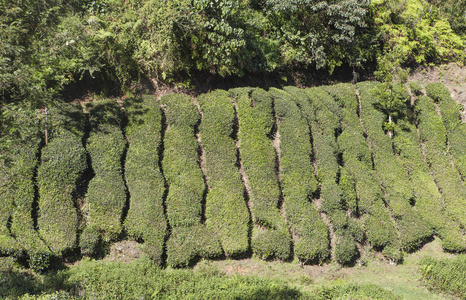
425;82;466;179
327;83;399;253
394;112;466;252
161;93;222;267
358;81;432;253
123;95;166;264
271;88;329;264
84;101;126;246
37;103;87;255
420;255;466;299
416;95;466;230
373;0;465;78
198;90;250;257
234;88;291;260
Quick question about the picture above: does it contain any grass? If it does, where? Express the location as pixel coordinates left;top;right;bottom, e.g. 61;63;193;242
200;237;456;299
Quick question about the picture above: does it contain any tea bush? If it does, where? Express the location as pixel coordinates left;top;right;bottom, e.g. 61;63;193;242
416;95;466;229
358;81;432;252
234;88;291;260
161;93;222;267
198;90;249;257
123;95;167;264
38;103;87;255
82;101;126;253
271;88;329;264
426;82;466;179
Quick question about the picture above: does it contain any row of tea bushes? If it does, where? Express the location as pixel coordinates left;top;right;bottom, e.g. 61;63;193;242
331;84;400;259
393;116;466;252
37;103;87;255
415;95;466;230
161;94;222;267
271;88;330;264
357;82;432;253
0;108;51;271
123;96;167;264
303;86;361;265
81;101;127;255
233;88;291;260
426;83;466;179
198;90;250;257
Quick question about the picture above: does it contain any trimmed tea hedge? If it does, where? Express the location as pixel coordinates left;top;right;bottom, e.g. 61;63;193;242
415;95;466;230
0;108;51;268
198;90;249;257
38;103;87;255
82;101;126;252
394;111;465;252
426;82;466;179
123;95;167;264
358;81;432;253
270;88;329;264
161;93;222;267
234;87;291;260
327;84;399;256
303;86;360;265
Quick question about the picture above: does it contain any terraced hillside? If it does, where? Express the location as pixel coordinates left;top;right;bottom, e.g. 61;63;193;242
1;82;465;270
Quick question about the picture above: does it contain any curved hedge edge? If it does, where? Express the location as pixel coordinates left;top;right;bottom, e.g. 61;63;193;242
199;90;250;257
83;101;127;247
38;103;88;255
123;95;167;265
233;88;292;260
271;88;329;264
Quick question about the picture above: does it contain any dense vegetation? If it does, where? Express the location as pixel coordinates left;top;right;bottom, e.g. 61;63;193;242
1;0;466;109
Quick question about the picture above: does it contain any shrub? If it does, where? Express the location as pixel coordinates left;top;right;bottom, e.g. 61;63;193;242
334;233;359;266
420;255;466;299
198;90;250;257
416;95;466;229
123;95;167;264
161;93;222;267
84;101;126;245
271;88;329;264
426;82;466;179
37;104;87;255
234;88;291;260
394;118;466;252
357;81;432;253
409;81;423;96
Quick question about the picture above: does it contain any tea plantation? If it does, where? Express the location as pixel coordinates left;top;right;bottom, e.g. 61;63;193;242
1;82;466;272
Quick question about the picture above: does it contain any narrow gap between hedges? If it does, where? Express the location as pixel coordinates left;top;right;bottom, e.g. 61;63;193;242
118;105;131;234
158;105;170;267
270;97;295;257
31;138;45;232
232;99;254;251
192;97;208;225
